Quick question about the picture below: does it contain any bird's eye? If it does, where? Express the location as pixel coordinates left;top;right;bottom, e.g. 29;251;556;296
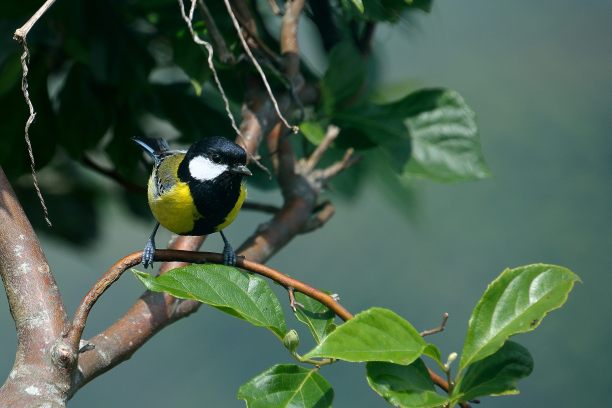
211;154;221;163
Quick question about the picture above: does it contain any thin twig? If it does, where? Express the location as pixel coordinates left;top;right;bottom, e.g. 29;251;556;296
13;0;57;40
420;312;449;337
304;125;340;172
222;0;298;133
233;15;282;66
242;201;280;214
320;147;358;180
66;249;353;349
12;0;59;227
300;201;335;234
178;0;242;138
280;0;306;120
294;125;359;193
197;0;234;64
82;155;144;193
178;0;270;173
267;0;282;15
287;287;303;312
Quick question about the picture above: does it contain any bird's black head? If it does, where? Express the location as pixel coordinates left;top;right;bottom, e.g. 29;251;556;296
179;136;251;183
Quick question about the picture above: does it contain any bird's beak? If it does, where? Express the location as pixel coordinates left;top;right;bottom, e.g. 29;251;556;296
230;164;252;176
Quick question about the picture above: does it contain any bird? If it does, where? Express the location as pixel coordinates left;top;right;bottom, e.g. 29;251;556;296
133;136;252;268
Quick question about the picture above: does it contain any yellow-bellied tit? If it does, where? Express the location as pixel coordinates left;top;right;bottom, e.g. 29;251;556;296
133;136;252;268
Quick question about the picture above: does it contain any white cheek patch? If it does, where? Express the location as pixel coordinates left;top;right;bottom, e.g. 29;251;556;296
189;156;228;181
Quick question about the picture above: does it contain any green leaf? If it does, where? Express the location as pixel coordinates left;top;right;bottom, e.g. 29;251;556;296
334;88;488;183
321;42;366;114
398;88;489;182
303;307;425;364
293;292;336;344
134;264;287;338
351;0;365;13
367;359;449;408
237;364;333;408
300;121;327;146
454;341;533;402
422;344;444;370
460;264;580;370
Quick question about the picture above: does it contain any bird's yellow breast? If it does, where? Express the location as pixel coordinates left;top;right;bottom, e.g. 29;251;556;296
148;178;199;235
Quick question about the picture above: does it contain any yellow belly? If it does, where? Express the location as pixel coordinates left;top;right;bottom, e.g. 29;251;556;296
148;178;247;235
148;179;199;235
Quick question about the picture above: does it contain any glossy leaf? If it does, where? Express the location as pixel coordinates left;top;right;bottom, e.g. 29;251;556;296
398;88;489;182
134;264;287;338
422;344;444;370
454;341;533;402
293;292;336;344
367;359;449;408
460;264;580;370
303;308;425;364
237;364;333;408
334;88;488;182
300;121;327;146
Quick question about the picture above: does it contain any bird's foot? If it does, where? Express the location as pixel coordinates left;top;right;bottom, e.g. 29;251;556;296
142;239;156;268
222;242;237;266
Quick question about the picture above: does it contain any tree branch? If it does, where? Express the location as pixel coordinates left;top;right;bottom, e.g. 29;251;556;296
197;0;234;64
13;0;58;41
0;167;70;407
69;249;352;349
72;235;206;391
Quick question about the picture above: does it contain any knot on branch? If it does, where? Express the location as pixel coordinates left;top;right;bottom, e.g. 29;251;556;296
51;341;76;371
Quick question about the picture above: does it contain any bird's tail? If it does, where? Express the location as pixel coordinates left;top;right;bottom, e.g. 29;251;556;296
133;137;170;162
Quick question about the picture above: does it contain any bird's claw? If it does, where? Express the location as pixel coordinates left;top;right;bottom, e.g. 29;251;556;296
142;239;156;268
223;243;237;266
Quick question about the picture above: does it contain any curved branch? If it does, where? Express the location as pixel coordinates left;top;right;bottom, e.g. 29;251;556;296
0;167;67;349
0;167;69;406
68;249;352;350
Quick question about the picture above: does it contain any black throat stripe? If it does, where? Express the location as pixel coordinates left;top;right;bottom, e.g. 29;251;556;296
186;173;242;235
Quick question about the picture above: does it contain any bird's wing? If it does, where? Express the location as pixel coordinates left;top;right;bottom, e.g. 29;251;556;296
153;152;187;197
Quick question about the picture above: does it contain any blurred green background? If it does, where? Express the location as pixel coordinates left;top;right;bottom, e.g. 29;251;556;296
2;0;611;406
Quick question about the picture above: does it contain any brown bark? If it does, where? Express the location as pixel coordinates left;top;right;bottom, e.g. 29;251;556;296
0;168;72;407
